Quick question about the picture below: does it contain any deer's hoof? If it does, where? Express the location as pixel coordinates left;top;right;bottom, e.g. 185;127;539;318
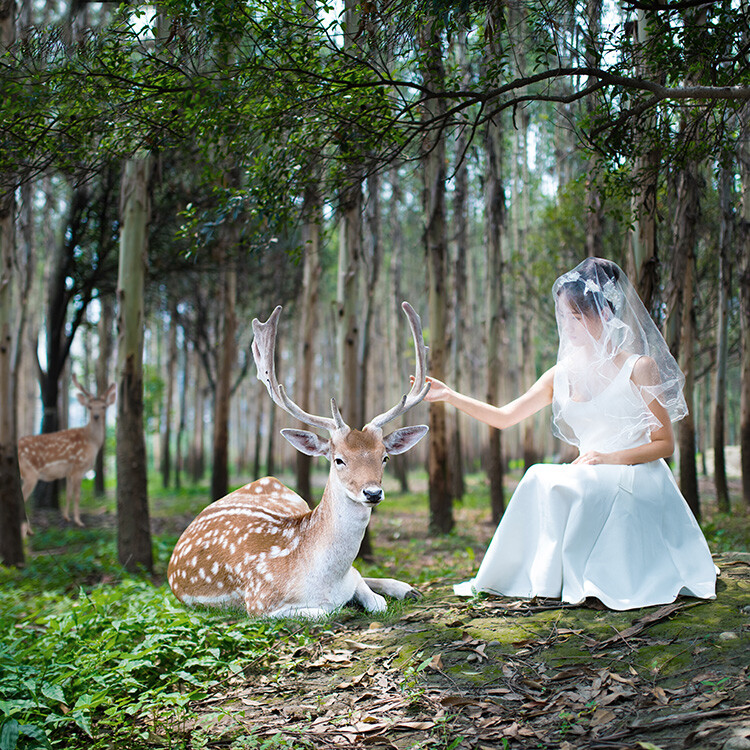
404;588;423;601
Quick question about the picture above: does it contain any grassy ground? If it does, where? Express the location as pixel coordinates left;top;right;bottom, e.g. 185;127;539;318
1;468;748;749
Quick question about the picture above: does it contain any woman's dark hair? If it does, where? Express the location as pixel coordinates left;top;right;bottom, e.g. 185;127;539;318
556;257;620;315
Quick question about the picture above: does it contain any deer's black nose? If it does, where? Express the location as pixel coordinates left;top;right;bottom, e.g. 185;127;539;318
363;488;383;505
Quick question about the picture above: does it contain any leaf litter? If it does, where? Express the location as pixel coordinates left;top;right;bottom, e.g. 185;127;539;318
167;509;749;750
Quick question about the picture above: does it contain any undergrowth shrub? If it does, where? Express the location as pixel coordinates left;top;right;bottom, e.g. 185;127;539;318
0;557;311;749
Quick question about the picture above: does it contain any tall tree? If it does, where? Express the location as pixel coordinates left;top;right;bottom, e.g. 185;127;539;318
739;102;750;510
211;255;238;502
483;6;507;524
627;6;661;314
667;162;702;519
420;15;453;534
714;163;732;512
295;181;322;507
94;295;115;496
0;0;24;567
116;154;153;573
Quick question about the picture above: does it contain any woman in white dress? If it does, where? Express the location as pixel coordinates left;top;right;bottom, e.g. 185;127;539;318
426;258;716;610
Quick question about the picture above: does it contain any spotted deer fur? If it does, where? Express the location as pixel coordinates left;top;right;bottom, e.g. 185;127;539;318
168;302;430;618
18;376;116;530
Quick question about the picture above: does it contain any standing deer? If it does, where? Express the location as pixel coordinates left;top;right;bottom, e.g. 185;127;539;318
18;375;116;530
168;302;430;619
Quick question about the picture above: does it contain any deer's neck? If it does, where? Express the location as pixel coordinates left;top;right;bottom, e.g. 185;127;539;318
308;473;372;554
82;418;106;449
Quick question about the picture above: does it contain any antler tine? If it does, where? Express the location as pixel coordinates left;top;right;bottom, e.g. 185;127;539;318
367;301;430;430
252;306;343;434
71;373;91;398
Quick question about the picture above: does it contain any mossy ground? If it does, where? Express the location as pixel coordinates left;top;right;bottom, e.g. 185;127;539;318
13;470;750;749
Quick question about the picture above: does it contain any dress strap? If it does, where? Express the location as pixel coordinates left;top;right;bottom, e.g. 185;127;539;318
622;353;641;379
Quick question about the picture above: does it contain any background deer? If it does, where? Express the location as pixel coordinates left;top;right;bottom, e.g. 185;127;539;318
168;302;430;619
18;375;116;531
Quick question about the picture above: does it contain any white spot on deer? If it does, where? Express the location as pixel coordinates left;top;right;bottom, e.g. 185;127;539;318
211;562;219;575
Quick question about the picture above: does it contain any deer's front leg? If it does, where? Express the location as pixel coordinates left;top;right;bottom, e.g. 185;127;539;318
364;577;422;601
68;474;85;527
350;569;387;613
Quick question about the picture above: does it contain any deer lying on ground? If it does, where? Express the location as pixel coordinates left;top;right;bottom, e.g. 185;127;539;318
168;302;430;619
18;375;116;531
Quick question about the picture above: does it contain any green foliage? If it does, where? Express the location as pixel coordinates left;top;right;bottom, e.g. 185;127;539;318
0;535;312;749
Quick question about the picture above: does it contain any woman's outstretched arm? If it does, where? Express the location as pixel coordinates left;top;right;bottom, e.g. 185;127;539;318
416;367;555;430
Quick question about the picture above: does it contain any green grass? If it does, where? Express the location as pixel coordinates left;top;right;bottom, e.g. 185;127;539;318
2;467;748;749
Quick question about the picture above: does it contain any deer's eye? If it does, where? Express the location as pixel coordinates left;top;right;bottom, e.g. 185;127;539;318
334;457;346;467
382;455;389;464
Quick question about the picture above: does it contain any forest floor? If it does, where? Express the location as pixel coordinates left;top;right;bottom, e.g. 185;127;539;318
19;472;750;750
156;474;750;750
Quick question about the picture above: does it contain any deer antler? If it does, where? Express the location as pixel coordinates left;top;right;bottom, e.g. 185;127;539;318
71;373;92;399
252;306;346;434
367;301;430;430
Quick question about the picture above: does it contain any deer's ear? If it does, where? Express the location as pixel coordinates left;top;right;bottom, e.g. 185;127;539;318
281;429;330;458
383;425;429;455
105;384;117;405
76;392;88;407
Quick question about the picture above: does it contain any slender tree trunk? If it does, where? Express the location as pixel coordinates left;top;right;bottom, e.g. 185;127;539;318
116;154;153;573
449;29;469;501
420;17;453;535
94;295;114;496
359;172;383;426
337;182;362;427
584;0;604;258
189;346;206;483
161;300;177;489
0;195;24;566
0;0;26;566
211;262;237;501
484;117;506;524
175;324;187;491
739;103;750;509
669;165;702;519
295;181;322;508
627;9;660;315
714;164;732;512
388;169;409;493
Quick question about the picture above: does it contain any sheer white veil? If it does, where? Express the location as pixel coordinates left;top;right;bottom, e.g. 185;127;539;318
551;257;687;446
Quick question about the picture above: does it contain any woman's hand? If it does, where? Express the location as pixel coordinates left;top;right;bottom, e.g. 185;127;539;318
572;450;611;465
411;375;453;403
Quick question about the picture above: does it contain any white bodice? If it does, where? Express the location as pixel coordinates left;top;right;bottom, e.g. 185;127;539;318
554;354;652;454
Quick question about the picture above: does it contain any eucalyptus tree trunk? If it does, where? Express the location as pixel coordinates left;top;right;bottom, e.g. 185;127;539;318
359;172;383;426
714;165;732;512
0;0;25;567
94;295;114;496
0;193;24;567
160;300;177;489
336;0;364;429
627;8;660;314
450;33;469;500
739;104;750;510
116;154;153;573
189;346;206;482
484;118;506;524
387;168;409;493
295;181;322;508
668;165;702;520
211;259;237;502
420;17;453;535
584;0;604;258
483;6;507;524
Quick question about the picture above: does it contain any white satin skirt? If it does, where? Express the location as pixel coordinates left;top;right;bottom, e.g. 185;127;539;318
454;460;717;610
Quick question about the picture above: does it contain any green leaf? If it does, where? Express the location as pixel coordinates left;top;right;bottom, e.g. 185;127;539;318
0;720;19;750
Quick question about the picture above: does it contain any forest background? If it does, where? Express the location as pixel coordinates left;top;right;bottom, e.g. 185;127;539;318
1;0;750;571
